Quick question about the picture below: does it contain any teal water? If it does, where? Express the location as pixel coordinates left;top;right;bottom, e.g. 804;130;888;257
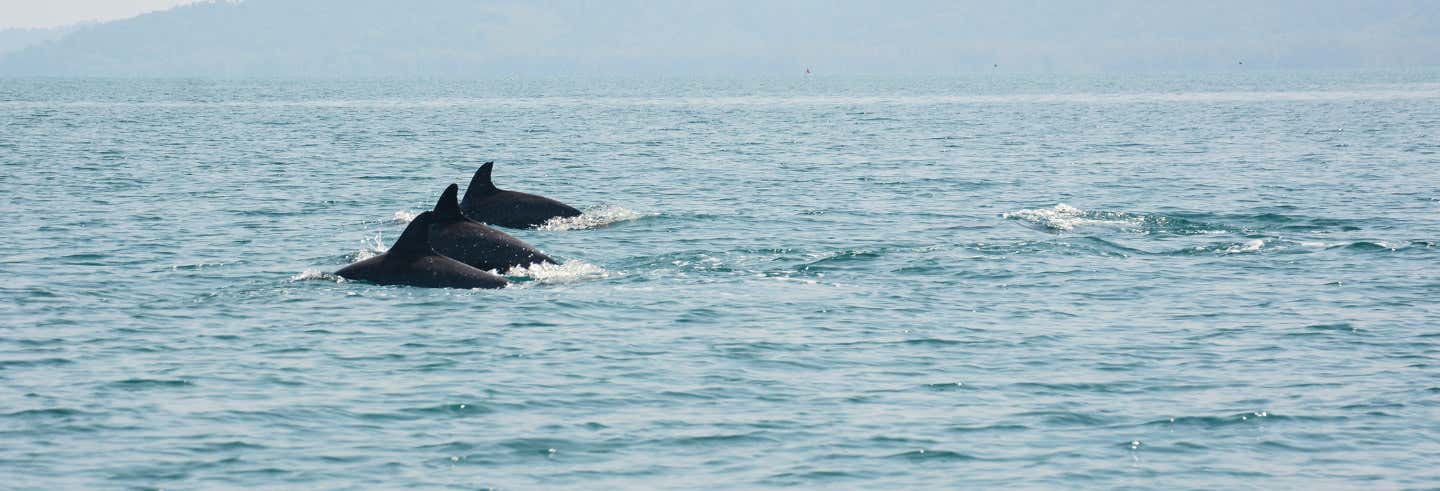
2;73;1438;489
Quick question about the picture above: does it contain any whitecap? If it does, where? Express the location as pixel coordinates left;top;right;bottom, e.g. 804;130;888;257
537;205;645;231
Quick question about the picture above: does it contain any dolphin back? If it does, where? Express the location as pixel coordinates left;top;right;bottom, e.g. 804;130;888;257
334;211;508;289
459;161;582;229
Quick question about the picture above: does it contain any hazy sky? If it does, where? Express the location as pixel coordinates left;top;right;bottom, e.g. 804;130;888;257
0;0;198;29
3;0;1438;75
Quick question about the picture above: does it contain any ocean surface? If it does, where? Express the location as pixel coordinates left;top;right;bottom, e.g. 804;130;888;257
2;72;1438;489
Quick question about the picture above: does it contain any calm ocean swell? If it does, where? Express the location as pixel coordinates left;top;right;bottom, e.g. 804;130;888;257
2;73;1439;488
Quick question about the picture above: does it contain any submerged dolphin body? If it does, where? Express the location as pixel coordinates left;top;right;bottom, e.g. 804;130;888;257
428;183;555;272
335;211;507;289
459;161;582;229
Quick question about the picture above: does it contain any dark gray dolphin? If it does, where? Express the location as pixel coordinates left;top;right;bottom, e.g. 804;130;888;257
335;211;507;289
460;161;582;229
429;183;555;272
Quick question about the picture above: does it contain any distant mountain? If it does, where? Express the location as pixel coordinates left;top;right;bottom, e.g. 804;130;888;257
0;24;80;57
2;0;1438;77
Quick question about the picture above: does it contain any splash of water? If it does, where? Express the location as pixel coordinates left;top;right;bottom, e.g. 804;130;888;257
537;205;646;231
501;260;611;285
393;210;419;224
288;269;340;282
353;232;389;261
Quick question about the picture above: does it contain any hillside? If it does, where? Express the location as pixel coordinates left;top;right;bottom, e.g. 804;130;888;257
0;25;79;56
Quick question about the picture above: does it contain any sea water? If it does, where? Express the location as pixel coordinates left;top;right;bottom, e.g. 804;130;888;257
1;72;1438;488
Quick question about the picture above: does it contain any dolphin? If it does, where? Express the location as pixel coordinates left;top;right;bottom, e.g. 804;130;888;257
428;183;555;272
460;161;582;229
335;211;508;289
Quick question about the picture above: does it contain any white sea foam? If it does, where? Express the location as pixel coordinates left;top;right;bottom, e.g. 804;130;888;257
393;210;419;223
1002;203;1142;232
537;205;646;231
171;262;226;271
501;260;611;285
1221;239;1265;254
288;269;339;282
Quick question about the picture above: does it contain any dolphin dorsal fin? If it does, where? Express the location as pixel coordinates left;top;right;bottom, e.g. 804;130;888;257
431;184;464;223
463;162;498;203
387;211;436;257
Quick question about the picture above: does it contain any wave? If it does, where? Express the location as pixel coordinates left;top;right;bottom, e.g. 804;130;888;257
1002;204;1227;235
537;205;647;231
1221;239;1266;254
1341;240;1414;251
1174;238;1426;256
1003;203;1131;232
106;378;194;389
1138;411;1349;429
796;249;886;272
1162;239;1267;255
1178;239;1333;255
3;408;92;418
887;449;982;462
1002;205;1431;257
